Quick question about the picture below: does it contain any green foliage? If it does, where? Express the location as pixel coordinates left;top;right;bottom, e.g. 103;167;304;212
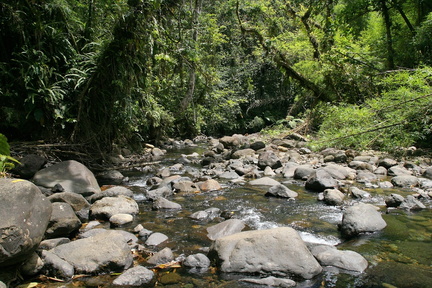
314;67;432;151
0;134;20;176
0;134;10;156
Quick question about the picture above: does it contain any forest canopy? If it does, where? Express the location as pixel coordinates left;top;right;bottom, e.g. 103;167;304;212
0;0;431;152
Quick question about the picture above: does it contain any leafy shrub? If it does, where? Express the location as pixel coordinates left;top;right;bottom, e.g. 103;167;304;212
0;134;20;176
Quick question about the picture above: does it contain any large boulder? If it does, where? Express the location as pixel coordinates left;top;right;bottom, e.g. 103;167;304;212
340;203;387;237
90;195;139;220
305;169;338;192
309;244;368;272
32;160;101;196
0;179;52;267
210;227;322;279
48;230;133;274
11;154;46;179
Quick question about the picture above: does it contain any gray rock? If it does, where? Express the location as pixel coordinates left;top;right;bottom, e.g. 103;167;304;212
391;175;419;187
146;185;173;201
388;165;412;176
48;192;90;222
90;195;139;220
78;229;138;248
0;179;52;267
173;180;200;193
323;189;345;205
183;253;211;268
423;166;432;179
305;169;338;192
249;177;281;186
232;148;256;159
250;141;266;151
385;193;405;207
147;247;173;265
11;154;46;179
240;276;296;287
88;186;134;203
282;162;300;178
378;158;398;169
322;164;356;180
190;207;221;221
41;250;74;279
49;230;133;274
374;166;388;176
294;165;315;180
356;170;378;183
207;219;245;241
145;232;168;246
110;213;134;227
348;187;371;199
218;171;240;180
400;195;426;210
112;265;154;286
258;151;282;169
199;179;222;192
33;160;101;196
219;135;242;148
96;170;124;185
210;227;322;279
340;203;387;237
266;184;298;199
348;161;375;171
20;252;44;276
45;202;81;239
38;238;70;250
309;244;368;272
152;197;182;210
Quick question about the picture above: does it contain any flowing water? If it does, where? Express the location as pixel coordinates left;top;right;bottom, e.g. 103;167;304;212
25;146;432;288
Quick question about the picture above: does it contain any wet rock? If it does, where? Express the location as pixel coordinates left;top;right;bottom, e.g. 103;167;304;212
147;247;174;265
258;151;282;169
391;175;419;187
0;179;52;267
48;192;90;221
206;219;246;241
240;276;296;287
90;195;139;220
349;187;371;199
323;189;345;205
159;272;182;285
11;154;46;179
88;186;134;203
199;179;222;192
249;177;280;186
96;170;124;185
388;166;412;176
49;230;133;274
41;250;74;279
265;184;298;199
110;213;134;227
112;265;154;286
218;170;240;180
183;253;211;269
152;197;182;210
385;194;404;208
45;202;81;239
374;166;388;176
399;195;426;210
294;165;315;180
309;244;368;272
340;203;387;237
151;147;165;157
33;160;101;196
210;227;322;279
305;169;338;192
145;232;168;246
379;181;393;188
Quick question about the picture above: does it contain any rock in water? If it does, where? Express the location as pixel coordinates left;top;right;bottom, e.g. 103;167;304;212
0;179;52;267
340;203;387;237
210;227;322;279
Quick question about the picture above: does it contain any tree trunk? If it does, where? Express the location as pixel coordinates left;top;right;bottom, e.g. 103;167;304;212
380;0;395;70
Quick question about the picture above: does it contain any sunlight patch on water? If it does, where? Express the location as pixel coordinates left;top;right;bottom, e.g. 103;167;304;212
237;207;280;230
299;231;341;246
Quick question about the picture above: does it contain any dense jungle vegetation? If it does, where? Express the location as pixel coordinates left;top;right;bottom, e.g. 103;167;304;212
1;0;431;153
